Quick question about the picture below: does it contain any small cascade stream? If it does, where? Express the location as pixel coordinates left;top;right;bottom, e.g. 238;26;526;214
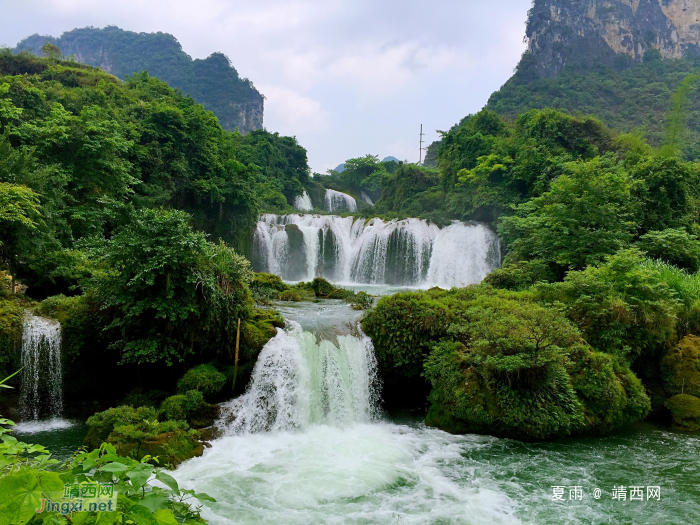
18;312;68;430
252;214;501;286
220;322;379;434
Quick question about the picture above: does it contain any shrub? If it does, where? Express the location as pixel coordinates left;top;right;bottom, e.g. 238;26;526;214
536;250;680;364
84;405;162;450
638;228;700;272
366;284;651;440
250;272;289;302
160;390;205;422
177;364;226;396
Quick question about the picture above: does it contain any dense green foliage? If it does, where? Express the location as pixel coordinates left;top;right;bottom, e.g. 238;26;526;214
14;25;264;133
487;55;700;159
363;285;650;439
362;100;700;438
0;51;312;296
0;52;305;415
1;415;214;524
177;365;227;397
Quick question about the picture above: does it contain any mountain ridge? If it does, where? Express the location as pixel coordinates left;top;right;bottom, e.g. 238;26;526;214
13;26;264;134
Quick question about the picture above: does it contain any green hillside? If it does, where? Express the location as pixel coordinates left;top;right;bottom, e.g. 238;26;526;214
13;26;264;133
487;52;700;159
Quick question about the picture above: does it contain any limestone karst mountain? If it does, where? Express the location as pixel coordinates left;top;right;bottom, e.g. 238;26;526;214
14;26;264;133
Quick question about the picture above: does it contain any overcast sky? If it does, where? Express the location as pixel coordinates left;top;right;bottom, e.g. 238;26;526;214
0;0;532;173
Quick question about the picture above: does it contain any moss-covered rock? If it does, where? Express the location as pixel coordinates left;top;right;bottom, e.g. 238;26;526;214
139;429;205;468
660;335;700;398
368;285;651;440
250;273;289;303
84;404;214;467
665;394;700;432
0;293;24;383
177;364;226;397
160;390;220;428
83;405;162;450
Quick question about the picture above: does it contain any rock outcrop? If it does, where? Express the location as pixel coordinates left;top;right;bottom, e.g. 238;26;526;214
13;26;264;134
524;0;700;78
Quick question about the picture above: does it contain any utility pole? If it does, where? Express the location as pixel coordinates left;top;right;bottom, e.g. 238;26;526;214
419;124;425;164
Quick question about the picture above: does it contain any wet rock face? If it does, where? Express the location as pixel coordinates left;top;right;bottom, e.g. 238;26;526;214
524;0;700;78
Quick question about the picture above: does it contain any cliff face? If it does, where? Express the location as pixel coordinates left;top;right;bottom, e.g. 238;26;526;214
14;27;263;133
524;0;700;78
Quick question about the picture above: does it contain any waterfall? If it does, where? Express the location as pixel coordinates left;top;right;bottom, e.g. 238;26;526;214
293;191;313;211
20;313;63;421
252;214;501;287
324;189;357;213
360;191;374;205
220;322;380;434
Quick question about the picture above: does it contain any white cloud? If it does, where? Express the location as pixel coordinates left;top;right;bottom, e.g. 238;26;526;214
0;0;533;172
258;85;329;135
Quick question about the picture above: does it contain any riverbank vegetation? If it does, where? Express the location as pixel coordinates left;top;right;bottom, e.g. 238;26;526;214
362;96;700;438
0;51;310;419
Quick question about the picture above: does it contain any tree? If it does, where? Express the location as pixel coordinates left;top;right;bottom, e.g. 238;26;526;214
499;156;636;277
86;208;252;366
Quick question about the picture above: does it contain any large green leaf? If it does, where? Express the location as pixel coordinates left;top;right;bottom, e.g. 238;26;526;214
154;508;178;525
127;465;153;489
98;462;129;473
0;470;64;525
154;472;179;495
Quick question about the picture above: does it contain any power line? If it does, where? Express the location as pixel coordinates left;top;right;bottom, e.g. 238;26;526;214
419;124;425;164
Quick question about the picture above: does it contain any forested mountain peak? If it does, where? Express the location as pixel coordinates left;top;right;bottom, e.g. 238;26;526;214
13;25;264;133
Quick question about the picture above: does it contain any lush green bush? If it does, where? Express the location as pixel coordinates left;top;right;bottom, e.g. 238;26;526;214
160;391;206;422
85;208;252;366
536;250;680;363
177;364;227;397
366;285;650;440
250;272;289;302
84;405;167;450
638;228;700;273
499;156;636;277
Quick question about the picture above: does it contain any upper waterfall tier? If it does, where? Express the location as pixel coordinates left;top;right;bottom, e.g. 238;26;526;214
252;214;501;288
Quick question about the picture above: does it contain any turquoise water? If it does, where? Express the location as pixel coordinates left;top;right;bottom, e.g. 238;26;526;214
13;418;87;462
173;417;699;525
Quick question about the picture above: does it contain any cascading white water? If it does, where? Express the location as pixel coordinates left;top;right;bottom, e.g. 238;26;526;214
252;214;501;287
20;312;63;421
360;191;374;205
220;322;379;434
293;191;313;211
324;189;357;212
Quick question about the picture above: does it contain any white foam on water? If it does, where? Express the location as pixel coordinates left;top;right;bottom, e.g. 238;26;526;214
13;418;74;434
174;423;520;525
